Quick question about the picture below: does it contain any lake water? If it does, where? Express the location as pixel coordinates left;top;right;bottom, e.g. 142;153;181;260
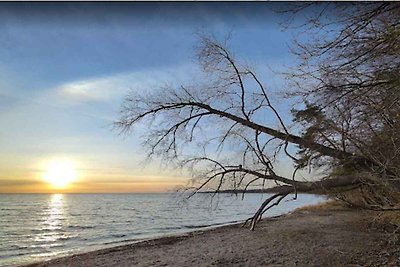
0;193;326;266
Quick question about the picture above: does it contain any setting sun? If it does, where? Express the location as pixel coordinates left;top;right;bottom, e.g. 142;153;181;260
43;160;78;188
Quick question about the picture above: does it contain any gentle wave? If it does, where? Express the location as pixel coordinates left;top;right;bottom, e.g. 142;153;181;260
67;225;96;230
183;220;240;229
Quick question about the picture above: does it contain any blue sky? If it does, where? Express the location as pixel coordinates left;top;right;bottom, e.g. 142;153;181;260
0;3;310;193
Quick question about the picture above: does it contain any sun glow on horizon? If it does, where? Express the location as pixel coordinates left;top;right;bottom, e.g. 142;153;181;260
43;160;78;188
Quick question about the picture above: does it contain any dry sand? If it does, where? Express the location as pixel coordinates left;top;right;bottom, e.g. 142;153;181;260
25;203;400;267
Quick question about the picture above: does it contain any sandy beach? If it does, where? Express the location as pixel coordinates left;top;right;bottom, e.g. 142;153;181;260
24;203;400;267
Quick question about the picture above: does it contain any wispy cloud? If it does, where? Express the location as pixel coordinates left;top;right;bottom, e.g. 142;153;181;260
56;63;199;102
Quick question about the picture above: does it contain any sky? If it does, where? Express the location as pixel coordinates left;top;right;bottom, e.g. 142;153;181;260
0;2;310;193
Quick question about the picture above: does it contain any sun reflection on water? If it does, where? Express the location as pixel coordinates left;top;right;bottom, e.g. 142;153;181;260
44;194;64;231
32;194;67;257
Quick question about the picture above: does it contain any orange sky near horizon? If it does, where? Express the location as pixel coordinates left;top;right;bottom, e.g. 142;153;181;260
0;175;187;194
0;157;187;194
0;181;185;194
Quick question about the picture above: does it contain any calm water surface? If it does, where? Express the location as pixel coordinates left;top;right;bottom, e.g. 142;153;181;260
0;193;326;266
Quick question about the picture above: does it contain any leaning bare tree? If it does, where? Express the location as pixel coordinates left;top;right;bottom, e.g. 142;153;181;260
116;3;400;230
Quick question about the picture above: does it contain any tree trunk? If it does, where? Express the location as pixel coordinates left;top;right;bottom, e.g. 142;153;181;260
193;102;359;160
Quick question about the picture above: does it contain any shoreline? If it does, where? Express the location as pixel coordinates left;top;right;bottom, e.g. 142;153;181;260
4;193;326;267
23;202;400;267
20;218;264;267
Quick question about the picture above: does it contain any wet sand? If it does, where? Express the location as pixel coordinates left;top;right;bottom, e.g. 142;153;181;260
25;203;400;267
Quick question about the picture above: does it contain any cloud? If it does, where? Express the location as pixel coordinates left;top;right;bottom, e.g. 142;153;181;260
56;72;133;101
56;63;199;102
0;179;42;186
